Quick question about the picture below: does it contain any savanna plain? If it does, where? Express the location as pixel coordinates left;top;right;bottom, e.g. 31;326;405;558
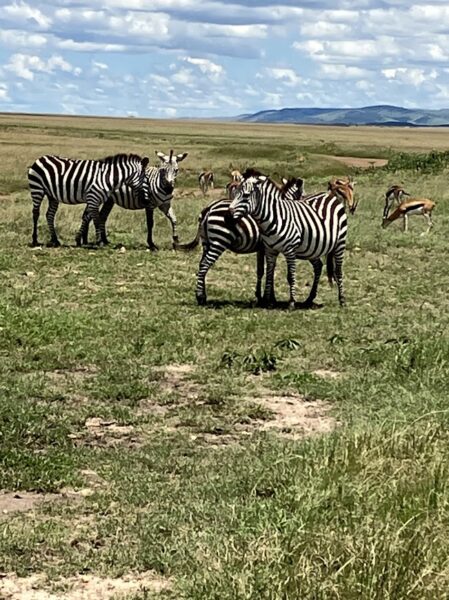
1;113;449;599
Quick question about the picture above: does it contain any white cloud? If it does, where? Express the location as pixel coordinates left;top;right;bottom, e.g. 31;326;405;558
0;29;47;47
382;67;437;87
4;53;81;80
184;57;224;81
1;1;51;29
265;67;302;86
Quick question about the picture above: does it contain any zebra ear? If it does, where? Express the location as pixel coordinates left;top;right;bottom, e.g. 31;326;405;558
282;177;288;185
141;157;150;169
155;151;166;161
177;153;188;162
257;175;267;183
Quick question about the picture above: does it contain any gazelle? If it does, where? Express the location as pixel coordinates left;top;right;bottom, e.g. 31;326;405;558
382;197;435;234
328;177;357;214
383;184;410;219
226;170;244;200
199;171;214;195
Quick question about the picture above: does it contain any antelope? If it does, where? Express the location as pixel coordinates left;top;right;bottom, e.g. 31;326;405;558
199;171;214;195
383;184;410;219
226;170;244;200
328;177;357;214
382;197;435;234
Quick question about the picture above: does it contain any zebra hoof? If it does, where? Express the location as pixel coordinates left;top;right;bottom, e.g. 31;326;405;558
196;295;207;306
31;241;41;248
47;240;61;248
288;301;296;311
148;244;159;252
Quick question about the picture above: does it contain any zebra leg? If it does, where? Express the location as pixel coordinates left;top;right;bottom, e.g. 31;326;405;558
145;207;158;251
334;250;346;307
300;259;323;308
256;248;265;304
46;198;61;247
77;206;91;246
285;253;298;311
83;196;103;246
159;203;178;248
98;198;113;245
31;191;44;247
262;252;278;308
196;243;225;305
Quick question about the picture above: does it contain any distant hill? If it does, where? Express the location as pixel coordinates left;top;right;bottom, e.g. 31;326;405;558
238;105;449;127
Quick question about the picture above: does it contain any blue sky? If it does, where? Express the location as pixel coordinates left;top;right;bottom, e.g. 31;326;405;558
0;0;448;118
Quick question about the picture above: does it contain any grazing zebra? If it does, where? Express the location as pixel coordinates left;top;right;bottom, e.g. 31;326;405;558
199;171;214;195
229;173;348;309
382;196;435;233
28;153;149;247
79;150;188;250
383;184;410;219
176;173;304;305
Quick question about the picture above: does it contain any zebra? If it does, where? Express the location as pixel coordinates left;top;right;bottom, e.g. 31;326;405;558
229;173;349;309
28;153;149;247
383;184;410;219
199;171;214;195
175;172;304;305
78;150;188;250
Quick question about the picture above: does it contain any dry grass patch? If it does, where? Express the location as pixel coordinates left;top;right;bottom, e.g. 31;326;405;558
0;571;171;600
69;418;141;448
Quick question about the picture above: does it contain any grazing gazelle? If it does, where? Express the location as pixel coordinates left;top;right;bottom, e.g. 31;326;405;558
383;184;410;219
198;171;214;195
382;197;435;234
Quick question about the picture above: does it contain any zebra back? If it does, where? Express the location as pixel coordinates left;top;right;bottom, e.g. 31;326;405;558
28;153;149;206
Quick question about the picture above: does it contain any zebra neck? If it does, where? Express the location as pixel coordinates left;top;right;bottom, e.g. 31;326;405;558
101;162;128;190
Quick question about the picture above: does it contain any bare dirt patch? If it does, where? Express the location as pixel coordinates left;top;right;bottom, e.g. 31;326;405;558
0;492;60;517
255;394;338;438
0;485;98;519
322;154;388;169
151;364;200;401
312;369;343;379
0;571;171;600
69;418;141;448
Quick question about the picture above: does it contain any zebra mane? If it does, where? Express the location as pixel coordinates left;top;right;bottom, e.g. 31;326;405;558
242;168;285;191
241;168;265;179
98;153;143;164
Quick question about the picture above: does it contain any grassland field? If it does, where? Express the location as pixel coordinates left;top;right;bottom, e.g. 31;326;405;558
0;113;449;599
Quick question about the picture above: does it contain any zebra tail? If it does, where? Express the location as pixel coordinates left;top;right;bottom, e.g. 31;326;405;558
327;253;336;287
174;221;201;251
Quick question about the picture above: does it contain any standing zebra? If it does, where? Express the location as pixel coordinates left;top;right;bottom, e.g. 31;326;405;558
28;153;149;247
79;150;188;250
199;171;214;195
229;174;348;309
176;173;304;305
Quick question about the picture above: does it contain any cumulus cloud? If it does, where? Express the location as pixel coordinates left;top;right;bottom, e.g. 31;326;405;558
4;53;81;80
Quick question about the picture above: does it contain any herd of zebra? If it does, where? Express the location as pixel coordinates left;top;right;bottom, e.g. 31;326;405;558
27;149;436;309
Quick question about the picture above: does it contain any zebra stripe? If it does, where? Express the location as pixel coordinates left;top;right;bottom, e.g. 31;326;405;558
79;150;188;249
229;174;348;309
28;153;149;247
176;175;304;305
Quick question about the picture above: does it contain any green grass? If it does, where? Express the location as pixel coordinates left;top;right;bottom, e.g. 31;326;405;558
0;114;449;598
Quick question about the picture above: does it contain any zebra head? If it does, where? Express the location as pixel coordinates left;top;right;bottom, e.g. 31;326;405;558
155;150;188;189
281;177;305;201
229;175;265;220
